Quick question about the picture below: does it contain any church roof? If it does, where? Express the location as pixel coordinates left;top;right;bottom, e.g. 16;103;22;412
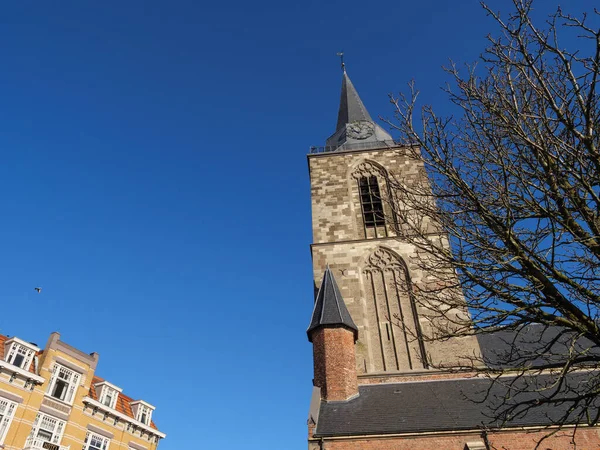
478;323;600;369
307;267;358;342
335;71;373;133
315;372;596;437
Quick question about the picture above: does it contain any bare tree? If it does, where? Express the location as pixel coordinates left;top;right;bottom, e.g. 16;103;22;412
385;0;600;441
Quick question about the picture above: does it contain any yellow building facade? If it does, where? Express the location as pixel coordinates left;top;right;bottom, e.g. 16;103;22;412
0;332;165;450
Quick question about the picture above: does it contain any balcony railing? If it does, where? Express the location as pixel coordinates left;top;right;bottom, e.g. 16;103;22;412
23;437;70;450
309;140;403;154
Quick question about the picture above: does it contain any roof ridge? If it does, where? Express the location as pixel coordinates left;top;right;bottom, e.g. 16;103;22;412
331;269;344;323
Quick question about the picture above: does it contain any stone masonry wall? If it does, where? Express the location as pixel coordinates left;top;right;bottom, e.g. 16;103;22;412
309;146;480;375
309;147;421;244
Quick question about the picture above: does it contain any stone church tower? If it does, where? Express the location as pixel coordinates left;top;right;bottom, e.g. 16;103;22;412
304;69;600;450
308;69;479;377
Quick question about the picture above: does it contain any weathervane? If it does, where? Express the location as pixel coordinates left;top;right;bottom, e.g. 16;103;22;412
336;52;345;72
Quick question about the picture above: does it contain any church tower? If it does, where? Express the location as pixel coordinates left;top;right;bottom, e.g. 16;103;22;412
308;68;480;377
304;67;598;450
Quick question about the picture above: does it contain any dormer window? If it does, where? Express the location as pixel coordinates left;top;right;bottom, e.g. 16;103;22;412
95;381;122;410
139;405;150;425
130;401;155;426
4;338;39;370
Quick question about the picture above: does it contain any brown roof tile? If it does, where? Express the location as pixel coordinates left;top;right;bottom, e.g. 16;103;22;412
90;376;158;430
0;335;6;360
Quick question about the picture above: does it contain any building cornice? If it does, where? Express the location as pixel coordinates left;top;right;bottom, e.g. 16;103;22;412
311;424;597;441
0;362;44;384
129;399;155;410
307;143;414;159
82;397;166;439
310;231;446;248
94;380;123;393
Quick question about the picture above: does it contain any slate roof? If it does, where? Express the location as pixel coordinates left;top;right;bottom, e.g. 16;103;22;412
335;71;373;132
324;70;394;150
316;372;598;437
307;267;358;342
478;323;600;369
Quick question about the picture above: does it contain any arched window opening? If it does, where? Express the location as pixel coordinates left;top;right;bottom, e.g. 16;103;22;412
351;161;398;239
359;176;385;228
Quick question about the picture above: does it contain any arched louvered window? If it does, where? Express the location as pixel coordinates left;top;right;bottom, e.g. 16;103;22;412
359;176;385;227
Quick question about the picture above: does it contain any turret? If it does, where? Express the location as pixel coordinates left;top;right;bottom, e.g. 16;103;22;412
307;267;359;401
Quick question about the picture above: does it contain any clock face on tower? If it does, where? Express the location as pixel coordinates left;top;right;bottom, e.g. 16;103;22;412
347;121;375;140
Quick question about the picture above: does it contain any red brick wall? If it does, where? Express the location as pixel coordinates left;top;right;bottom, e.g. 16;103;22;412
312;327;358;401
311;427;600;450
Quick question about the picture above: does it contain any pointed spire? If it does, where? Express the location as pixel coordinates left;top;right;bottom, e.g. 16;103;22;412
335;72;373;133
307;266;358;342
325;68;393;150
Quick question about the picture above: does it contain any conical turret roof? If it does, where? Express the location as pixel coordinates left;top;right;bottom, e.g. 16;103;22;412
307;266;358;342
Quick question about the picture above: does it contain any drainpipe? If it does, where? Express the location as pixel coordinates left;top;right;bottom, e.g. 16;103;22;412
481;427;491;450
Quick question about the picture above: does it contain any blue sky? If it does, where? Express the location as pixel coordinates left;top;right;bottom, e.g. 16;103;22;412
0;1;596;449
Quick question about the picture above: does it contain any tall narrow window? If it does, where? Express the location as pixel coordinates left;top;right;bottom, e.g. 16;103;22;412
359;176;385;227
138;405;151;425
0;398;17;444
103;391;113;407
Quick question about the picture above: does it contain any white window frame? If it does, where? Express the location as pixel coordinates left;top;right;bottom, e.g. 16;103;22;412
0;397;17;444
5;341;36;370
46;364;81;405
84;431;110;450
96;382;121;410
136;404;152;426
100;387;116;408
28;412;65;446
130;401;155;427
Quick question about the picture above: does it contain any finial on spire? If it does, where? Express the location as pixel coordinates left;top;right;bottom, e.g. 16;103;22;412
336;52;345;73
